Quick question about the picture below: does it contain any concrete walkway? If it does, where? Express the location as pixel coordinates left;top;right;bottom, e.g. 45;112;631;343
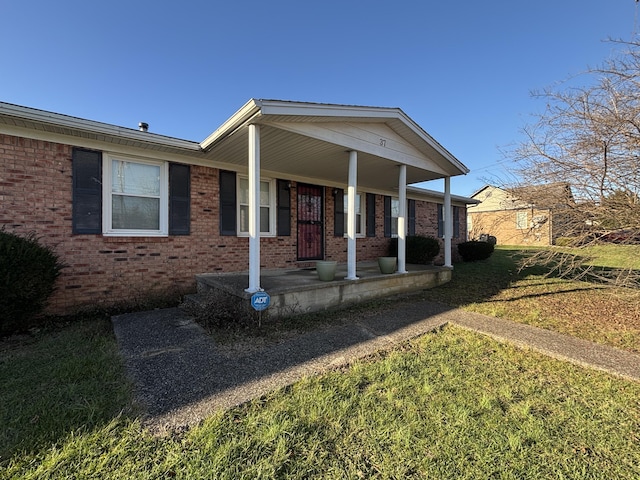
112;301;640;434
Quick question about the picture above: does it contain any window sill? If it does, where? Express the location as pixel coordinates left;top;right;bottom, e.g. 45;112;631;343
237;233;277;238
103;232;168;238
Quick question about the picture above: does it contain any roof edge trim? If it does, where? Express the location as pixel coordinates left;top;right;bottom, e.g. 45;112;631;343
0;102;201;151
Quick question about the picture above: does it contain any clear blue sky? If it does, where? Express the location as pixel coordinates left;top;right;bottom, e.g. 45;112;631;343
2;0;638;196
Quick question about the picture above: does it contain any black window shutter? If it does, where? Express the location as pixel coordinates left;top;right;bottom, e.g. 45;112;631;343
72;148;102;234
408;199;416;236
169;163;190;235
366;193;376;237
277;180;291;236
220;170;237;236
384;196;392;238
333;188;344;237
437;203;444;238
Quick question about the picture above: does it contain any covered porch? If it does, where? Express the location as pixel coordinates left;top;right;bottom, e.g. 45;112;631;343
200;99;469;295
190;261;452;317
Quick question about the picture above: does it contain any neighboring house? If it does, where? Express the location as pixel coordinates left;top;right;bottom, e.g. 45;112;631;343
467;183;574;245
0;99;475;315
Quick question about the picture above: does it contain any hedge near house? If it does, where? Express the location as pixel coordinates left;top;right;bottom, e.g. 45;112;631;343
0;229;63;335
457;240;495;262
389;235;440;264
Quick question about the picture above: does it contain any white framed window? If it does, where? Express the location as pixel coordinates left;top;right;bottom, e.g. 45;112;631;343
343;193;365;237
238;176;276;236
516;211;528;230
103;155;168;236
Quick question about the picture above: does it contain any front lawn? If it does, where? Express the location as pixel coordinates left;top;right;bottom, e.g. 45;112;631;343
2;244;639;478
2;324;639;479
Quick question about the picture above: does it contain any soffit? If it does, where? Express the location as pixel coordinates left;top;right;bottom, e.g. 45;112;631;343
201;124;449;191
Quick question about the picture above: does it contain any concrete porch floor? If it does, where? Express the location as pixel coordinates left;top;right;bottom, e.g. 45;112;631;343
191;262;453;316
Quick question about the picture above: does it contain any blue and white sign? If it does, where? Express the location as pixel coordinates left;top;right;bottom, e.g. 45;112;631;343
250;291;270;311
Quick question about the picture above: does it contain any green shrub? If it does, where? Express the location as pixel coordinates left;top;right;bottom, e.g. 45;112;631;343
389;235;440;264
0;229;64;335
457;240;495;262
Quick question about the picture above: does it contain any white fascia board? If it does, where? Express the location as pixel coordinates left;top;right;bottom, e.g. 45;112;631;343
257;99;405;119
200;99;262;150
0;102;201;151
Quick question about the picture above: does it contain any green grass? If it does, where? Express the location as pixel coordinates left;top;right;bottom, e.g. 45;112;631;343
420;246;640;353
0;317;134;463
2;324;639;479
570;244;640;270
2;244;640;478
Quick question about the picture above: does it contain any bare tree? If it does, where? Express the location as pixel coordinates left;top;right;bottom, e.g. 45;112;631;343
506;38;640;286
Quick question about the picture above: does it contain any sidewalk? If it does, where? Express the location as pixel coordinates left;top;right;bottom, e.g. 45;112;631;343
112;301;640;434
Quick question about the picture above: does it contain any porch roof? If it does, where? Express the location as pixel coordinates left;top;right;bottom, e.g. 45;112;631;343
200;99;469;192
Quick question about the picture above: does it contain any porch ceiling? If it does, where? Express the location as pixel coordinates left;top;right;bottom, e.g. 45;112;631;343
201;99;468;192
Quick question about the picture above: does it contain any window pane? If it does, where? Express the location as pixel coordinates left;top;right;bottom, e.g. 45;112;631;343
391;198;399;237
343;194;364;234
239;205;249;233
391;198;400;218
260;207;270;232
260;181;270;206
112;195;159;230
239;178;249;204
516;211;528;229
112;160;160;196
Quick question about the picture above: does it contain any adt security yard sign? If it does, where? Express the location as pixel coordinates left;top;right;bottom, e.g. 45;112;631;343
250;291;270;311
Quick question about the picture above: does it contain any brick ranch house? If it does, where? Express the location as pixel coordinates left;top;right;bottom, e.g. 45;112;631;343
0;99;475;315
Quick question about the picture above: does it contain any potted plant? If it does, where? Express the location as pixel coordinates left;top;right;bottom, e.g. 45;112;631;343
377;256;397;274
315;260;337;281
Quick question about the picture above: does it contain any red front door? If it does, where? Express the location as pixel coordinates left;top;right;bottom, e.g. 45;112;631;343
297;184;324;260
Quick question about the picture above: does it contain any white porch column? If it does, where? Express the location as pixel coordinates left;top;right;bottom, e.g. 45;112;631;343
345;150;359;280
397;165;408;273
245;124;261;293
444;176;452;268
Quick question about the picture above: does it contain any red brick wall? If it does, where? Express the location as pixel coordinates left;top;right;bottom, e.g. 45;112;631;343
414;200;466;264
1;133;467;314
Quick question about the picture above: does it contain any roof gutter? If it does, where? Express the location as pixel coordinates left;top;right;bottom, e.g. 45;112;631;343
407;186;480;205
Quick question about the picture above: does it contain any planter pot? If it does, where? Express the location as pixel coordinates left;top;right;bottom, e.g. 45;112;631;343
316;260;337;281
378;256;397;274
